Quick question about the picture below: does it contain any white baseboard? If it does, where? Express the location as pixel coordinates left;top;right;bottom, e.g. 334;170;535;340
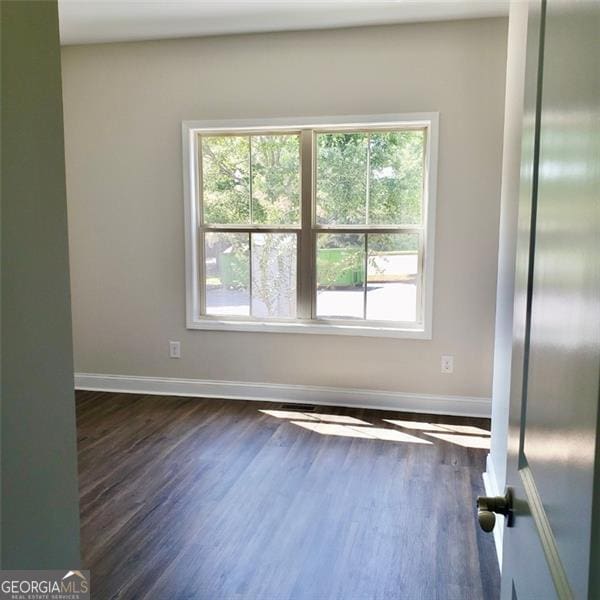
74;373;491;418
483;453;504;568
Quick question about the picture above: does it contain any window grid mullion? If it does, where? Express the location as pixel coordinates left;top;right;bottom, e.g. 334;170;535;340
298;130;314;320
416;230;425;324
312;226;423;233
201;226;301;233
363;233;368;320
198;228;206;317
248;135;253;226
365;133;370;226
196;134;207;317
248;231;253;317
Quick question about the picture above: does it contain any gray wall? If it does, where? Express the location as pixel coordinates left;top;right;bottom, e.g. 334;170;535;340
62;18;507;401
1;0;81;568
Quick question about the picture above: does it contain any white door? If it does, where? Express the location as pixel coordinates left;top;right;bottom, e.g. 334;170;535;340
483;1;600;598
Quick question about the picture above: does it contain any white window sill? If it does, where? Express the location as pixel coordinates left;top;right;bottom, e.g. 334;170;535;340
186;318;432;339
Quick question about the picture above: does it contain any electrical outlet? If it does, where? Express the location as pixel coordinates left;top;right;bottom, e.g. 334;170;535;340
441;355;454;374
169;340;181;359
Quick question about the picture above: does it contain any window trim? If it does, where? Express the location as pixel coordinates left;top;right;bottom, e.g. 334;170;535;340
182;113;438;339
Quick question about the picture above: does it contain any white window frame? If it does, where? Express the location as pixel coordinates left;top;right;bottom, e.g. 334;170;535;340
182;113;438;339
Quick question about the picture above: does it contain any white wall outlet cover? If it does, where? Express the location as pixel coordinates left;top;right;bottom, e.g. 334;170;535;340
441;355;454;374
169;340;181;359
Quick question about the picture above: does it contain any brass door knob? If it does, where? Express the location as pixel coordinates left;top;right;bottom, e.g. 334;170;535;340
476;488;513;532
478;509;497;532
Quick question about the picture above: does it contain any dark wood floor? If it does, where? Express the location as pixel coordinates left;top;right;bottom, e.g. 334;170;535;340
77;391;500;600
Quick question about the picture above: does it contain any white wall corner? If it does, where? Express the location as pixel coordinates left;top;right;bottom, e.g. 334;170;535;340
74;373;492;418
483;453;504;569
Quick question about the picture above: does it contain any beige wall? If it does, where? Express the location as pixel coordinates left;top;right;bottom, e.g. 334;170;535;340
62;18;507;399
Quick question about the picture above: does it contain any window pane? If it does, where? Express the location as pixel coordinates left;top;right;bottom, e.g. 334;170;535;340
205;232;250;315
366;233;419;322
316;133;368;225
316;234;365;319
369;130;424;225
251;233;297;318
251;135;300;225
201;136;250;224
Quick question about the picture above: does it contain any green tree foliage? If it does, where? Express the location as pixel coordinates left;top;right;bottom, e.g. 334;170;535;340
201;129;424;227
369;131;424;225
316;130;424;226
251;135;300;225
202;135;250;224
202;134;299;225
316;133;368;225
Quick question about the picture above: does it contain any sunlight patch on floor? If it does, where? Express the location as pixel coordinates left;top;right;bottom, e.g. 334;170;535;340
260;409;370;425
384;419;490;437
260;409;489;447
422;432;491;449
291;421;432;443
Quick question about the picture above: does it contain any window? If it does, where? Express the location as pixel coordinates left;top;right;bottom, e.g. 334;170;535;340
183;114;438;338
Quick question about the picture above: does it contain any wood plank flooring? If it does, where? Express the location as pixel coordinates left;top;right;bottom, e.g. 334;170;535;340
77;391;500;600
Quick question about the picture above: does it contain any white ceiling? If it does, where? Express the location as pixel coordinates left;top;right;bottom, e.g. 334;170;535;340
58;0;509;46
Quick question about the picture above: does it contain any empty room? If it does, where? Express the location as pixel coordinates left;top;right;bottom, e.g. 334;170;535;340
2;1;599;599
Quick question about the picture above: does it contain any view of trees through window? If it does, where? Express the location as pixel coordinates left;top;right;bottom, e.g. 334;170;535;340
316;130;424;225
199;127;425;324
